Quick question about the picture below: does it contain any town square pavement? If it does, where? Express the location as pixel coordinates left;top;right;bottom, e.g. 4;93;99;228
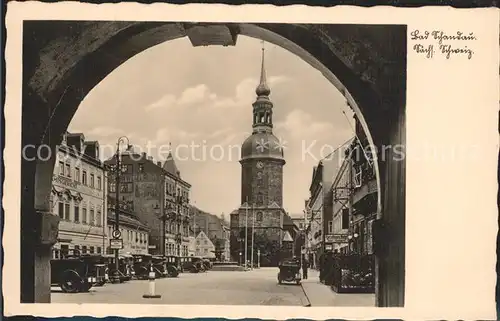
51;268;309;306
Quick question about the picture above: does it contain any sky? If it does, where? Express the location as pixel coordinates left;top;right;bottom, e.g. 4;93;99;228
70;35;354;218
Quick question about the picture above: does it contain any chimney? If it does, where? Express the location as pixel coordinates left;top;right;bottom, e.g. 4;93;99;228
157;161;162;167
142;152;147;159
148;156;153;161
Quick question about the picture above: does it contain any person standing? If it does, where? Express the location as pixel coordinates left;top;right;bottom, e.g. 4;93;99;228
319;253;325;282
302;259;309;279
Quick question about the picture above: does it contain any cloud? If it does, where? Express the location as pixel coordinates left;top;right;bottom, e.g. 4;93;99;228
145;94;176;111
178;84;215;105
86;126;124;137
275;109;335;139
154;128;200;145
269;75;290;87
213;76;290;109
209;128;233;139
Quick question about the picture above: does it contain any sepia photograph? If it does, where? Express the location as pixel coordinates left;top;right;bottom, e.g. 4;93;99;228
19;20;406;307
4;3;498;320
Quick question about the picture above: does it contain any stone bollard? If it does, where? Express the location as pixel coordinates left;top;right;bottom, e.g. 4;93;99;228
142;267;161;299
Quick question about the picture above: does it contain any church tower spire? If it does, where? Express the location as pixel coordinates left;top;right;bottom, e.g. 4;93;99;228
252;41;273;134
256;42;271;97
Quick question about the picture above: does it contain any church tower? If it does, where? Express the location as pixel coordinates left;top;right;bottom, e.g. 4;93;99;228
230;43;287;267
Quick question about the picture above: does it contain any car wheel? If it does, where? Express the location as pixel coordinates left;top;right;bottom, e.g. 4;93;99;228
60;272;81;293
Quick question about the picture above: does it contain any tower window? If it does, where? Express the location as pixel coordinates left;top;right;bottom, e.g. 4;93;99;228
256;212;263;221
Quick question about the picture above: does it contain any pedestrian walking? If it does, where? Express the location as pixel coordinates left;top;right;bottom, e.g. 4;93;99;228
302;259;309;280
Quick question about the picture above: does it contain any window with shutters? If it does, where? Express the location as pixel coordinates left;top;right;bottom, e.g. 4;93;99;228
96;209;102;227
58;202;64;219
74;205;80;222
64;203;70;221
59;161;65;176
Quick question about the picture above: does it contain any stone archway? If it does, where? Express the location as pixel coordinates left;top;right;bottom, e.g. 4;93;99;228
21;21;406;306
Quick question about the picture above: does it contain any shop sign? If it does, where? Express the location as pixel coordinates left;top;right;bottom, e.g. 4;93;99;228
325;234;349;243
110;239;123;250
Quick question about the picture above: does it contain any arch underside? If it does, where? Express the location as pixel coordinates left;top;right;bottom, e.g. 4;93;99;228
21;21;406;306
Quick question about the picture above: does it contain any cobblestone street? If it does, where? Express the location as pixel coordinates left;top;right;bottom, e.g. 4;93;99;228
52;268;310;306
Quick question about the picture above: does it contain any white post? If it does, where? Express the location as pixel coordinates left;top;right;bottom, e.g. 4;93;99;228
251;203;255;270
257;249;260;268
142;265;161;299
244;198;248;270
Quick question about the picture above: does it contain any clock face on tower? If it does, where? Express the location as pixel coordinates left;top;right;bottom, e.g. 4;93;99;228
256;161;264;169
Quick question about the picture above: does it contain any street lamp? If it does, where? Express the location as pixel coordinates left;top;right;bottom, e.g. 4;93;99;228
239;251;242;266
111;136;132;283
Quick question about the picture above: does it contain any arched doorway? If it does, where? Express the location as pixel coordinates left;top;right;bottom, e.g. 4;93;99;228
21;21;406;306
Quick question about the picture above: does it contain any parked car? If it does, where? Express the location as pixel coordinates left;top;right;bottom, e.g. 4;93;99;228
202;258;213;270
51;254;106;293
164;255;181;277
181;256;205;273
102;254;133;282
132;254;153;279
151;255;169;278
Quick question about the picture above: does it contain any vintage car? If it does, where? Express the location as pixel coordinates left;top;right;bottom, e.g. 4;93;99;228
202;258;213;270
164;255;181;276
131;254;153;279
51;254;106;293
277;258;302;285
102;254;133;283
151;255;169;278
182;256;206;273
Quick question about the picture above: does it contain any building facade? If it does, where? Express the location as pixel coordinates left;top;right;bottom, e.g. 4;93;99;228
329;154;351;253
194;231;216;258
305;164;324;267
304;140;352;265
192;208;230;261
51;132;107;258
163;152;192;257
106;198;150;255
327;115;377;255
230;48;291;267
349;115;378;255
105;150;192;256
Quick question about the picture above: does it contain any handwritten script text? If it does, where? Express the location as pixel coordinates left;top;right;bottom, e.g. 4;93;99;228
410;30;476;60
